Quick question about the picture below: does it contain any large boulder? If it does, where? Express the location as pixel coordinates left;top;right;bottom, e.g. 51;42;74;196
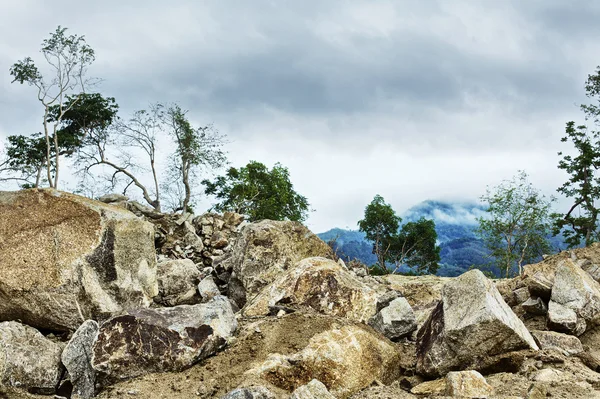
417;269;538;377
548;259;600;335
91;296;236;385
62;320;99;399
243;257;379;323
217;220;333;307
0;321;63;394
0;189;158;331
247;325;400;399
154;259;201;306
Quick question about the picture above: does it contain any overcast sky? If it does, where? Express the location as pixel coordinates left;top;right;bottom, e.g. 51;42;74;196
1;1;599;233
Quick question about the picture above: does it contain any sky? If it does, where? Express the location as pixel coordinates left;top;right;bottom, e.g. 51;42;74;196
1;0;600;233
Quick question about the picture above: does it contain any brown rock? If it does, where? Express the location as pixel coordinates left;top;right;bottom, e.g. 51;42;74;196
243;257;379;323
0;189;157;331
219;220;333;307
247;325;400;398
92;296;237;385
0;321;63;395
155;259;201;306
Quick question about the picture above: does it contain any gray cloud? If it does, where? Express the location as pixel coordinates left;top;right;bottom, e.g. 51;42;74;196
1;0;599;232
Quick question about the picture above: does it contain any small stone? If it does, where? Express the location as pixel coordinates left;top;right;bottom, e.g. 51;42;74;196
513;287;530;304
291;379;335;399
445;370;493;398
369;297;417;340
98;193;129;203
548;300;586;335
531;330;584;356
197;276;221;302
522;297;547;315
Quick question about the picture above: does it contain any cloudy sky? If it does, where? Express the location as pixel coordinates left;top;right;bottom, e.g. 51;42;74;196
1;0;599;233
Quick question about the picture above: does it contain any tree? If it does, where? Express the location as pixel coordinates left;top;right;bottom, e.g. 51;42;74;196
388;218;440;275
357;195;400;269
164;105;227;212
553;67;600;248
10;26;96;188
76;101;163;210
358;195;440;275
1;134;48;187
477;171;554;277
202;161;309;222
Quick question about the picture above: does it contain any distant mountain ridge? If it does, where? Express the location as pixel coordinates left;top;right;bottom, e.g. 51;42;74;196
318;199;567;277
318;200;492;277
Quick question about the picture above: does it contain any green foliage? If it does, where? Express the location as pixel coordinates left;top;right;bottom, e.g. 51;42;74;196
203;161;309;222
553;66;600;248
390;217;440;275
50;93;119;150
358;195;440;275
477;171;554;277
165;105;228;212
9;26;96;188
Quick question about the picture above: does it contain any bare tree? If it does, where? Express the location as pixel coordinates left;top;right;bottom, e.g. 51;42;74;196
164;105;227;212
10;26;96;188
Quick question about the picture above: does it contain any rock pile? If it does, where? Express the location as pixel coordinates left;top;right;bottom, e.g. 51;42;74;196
5;189;600;398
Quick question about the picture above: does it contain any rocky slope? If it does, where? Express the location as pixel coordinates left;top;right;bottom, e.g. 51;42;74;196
3;188;600;398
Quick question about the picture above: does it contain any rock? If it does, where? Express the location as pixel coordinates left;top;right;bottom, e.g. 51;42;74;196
522;297;547;315
247;325;400;398
223;212;245;227
98;193;128;203
548;300;586;335
243;257;379;323
291;379;335;399
210;232;229;249
219;220;333;307
523;262;556;300
62;320;99;399
198;275;221;302
0;189;158;331
221;387;275;399
531;330;584;356
417;269;538;377
383;275;451;335
91;296;237;385
369;297;417;340
155;259;201;306
410;378;446;396
445;370;493;398
0;321;63;394
532;367;564;382
513;287;531;304
549;259;600;335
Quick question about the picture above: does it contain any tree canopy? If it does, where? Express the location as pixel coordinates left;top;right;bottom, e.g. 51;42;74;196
358;195;440;275
478;171;554;277
202;161;309;222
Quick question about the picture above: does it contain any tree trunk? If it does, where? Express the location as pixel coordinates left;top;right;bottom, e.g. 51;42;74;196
53;124;60;189
43;107;53;188
182;163;191;213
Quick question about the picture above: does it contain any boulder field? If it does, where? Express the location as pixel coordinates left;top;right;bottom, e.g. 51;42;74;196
3;189;600;398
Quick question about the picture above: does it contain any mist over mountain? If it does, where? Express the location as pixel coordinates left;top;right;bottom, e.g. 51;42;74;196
318;200;492;277
319;199;568;277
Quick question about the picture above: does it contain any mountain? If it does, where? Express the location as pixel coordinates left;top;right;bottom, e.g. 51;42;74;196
318;199;569;277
